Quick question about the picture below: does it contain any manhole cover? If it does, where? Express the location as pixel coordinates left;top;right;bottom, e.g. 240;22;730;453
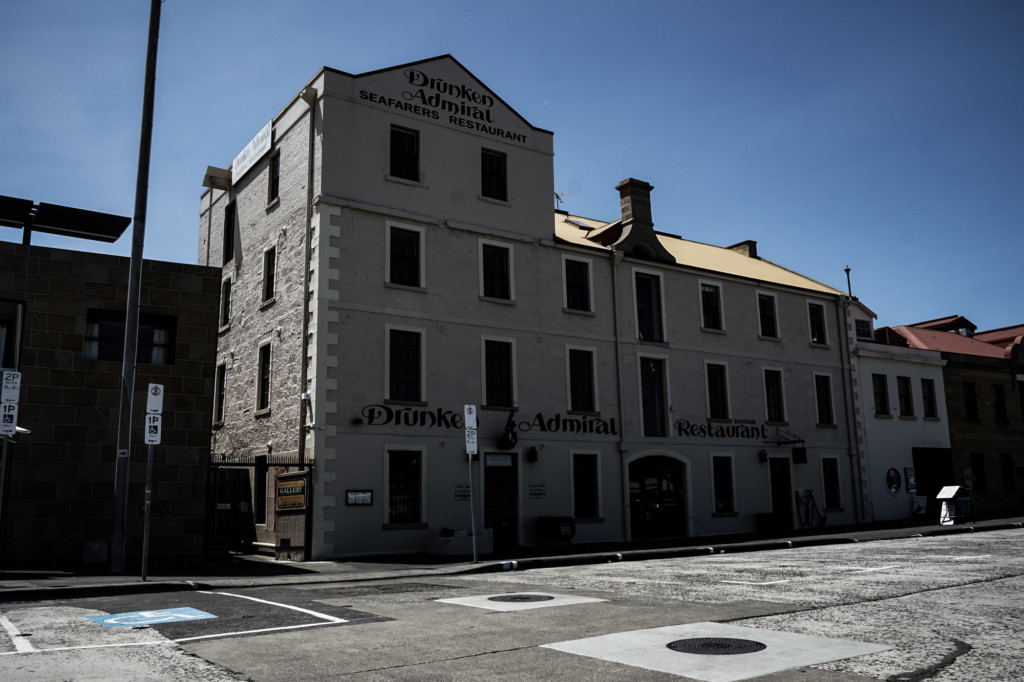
487;594;555;603
667;637;767;655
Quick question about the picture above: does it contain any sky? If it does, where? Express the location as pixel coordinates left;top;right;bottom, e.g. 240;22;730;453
1;0;1021;331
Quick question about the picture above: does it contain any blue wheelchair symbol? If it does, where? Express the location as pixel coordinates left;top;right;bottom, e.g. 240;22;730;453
89;607;216;627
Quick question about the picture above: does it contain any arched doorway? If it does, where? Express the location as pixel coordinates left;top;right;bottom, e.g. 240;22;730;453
629;455;687;540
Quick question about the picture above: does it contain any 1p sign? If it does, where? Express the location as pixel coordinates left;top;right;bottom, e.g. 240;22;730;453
144;414;161;445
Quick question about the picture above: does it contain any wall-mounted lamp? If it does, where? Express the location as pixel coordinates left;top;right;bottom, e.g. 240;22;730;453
527;446;539;463
759;449;769;463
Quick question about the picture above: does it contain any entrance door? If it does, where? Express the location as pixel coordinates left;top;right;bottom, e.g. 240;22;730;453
484;453;518;549
912;447;954;516
629;456;687;540
768;457;793;532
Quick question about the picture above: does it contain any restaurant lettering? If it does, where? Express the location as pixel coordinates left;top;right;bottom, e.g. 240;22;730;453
674;419;768;441
517;413;618;436
362;404;464;429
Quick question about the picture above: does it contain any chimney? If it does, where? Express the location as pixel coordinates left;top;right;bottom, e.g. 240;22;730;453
728;240;759;259
616;178;654;229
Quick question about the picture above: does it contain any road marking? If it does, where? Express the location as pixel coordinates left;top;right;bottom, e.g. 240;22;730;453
719;579;789;585
198;590;347;623
89;607;216;627
838;566;899;573
0;613;36;653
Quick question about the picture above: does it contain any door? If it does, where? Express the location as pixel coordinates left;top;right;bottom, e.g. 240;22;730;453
484;453;519;549
768;457;793;532
912;447;954;516
629;456;687;540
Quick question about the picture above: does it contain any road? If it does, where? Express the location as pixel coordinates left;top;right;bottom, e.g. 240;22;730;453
2;529;1023;681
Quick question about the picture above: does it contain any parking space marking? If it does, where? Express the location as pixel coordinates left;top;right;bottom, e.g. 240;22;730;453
838;565;899;573
197;590;347;624
719;580;789;585
0;613;36;653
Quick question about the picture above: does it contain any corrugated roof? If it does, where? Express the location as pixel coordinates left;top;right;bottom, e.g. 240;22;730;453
894;325;1007;359
973;325;1024;347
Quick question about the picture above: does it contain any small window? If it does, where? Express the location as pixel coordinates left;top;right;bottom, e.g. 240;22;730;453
855;319;873;340
388;225;423;288
814;374;835;426
223;201;236;265
712;455;735;514
572;453;600;519
256;342;272;412
763;368;785;423
994;385;1008;422
390;126;419;182
634;271;664;342
0;300;23;369
388;449;422;524
388;328;423;402
706;362;730;420
84;309;176;365
563;257;592;312
481;148;507;201
897;376;914;417
963;382;979;420
970;452;987;491
921;378;938;419
822;457;842;510
484;338;515;408
639;356;667;437
808;302;827;345
872;374;889;416
262;246;276;303
757;293;778;338
214;363;226;424
567;347;596;413
480;241;512;300
700;282;723;331
219;279;232;328
267;151;281;203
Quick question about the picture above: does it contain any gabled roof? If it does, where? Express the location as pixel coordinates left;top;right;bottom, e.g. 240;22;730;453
554;213;843;296
973;324;1024;348
910;315;977;334
891;325;1007;359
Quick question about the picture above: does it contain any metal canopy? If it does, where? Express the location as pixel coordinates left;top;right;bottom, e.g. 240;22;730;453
0;195;131;244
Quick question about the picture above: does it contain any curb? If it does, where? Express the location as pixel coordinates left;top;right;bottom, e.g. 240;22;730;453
0;580;205;604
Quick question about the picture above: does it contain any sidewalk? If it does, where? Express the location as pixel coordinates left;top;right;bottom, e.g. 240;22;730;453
2;516;1021;603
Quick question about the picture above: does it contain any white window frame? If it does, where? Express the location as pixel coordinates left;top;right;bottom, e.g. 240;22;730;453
481;334;518;408
813;372;836;426
385;221;426;289
219;277;232;330
698;278;726;332
632;266;666;342
385;324;426;402
478;239;515;301
711;453;736;515
255;338;273;414
261;242;278;304
565;344;599;413
562;254;594;313
762;366;787;423
637;352;671;437
807;300;829;346
569;450;602;519
756;290;779;339
704;359;731;420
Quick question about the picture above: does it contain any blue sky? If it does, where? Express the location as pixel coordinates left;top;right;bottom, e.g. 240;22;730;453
1;0;1021;331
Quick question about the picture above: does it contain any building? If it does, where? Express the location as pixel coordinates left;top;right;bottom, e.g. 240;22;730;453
0;239;220;569
876;316;1024;517
200;56;867;559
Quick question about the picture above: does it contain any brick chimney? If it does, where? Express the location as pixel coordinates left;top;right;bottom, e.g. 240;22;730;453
616;178;654;230
611;178;675;264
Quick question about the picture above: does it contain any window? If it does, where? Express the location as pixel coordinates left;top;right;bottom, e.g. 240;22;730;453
706;362;729;420
712;456;735;514
757;293;778;338
83;310;176;365
763;369;786;422
567;347;596;413
822;457;842;509
0;300;24;370
700;282;723;331
897;376;914;417
634;271;664;342
256;342;272;412
481;148;507;201
921;378;938;418
994;385;1008;422
219;279;232;328
639;356;667;437
970;452;987;491
484;338;515;408
814;374;835;426
855;319;873;340
223;201;236;265
267;151;281;203
388;224;423;287
1001;453;1016;491
807;302;827;345
963;382;979;420
262;246;277;303
480;241;512;300
572;453;600;519
563;257;592;312
388;450;422;524
388;328;422;402
872;374;889;416
213;363;226;424
389;125;419;181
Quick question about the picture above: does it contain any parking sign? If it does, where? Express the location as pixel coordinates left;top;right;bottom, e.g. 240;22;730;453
144;413;162;445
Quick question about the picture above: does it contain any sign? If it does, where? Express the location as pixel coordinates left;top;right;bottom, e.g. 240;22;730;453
454;484;471;501
232;120;273;185
465;428;478;456
464;405;477;430
146;383;164;414
1;371;20;403
277;476;307;511
0;403;17;436
88;607;216;627
144;414;162;445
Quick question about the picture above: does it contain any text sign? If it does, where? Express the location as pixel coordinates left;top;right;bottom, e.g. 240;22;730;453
465;428;478;456
144;414;162;445
1;371;20;403
464;405;477;430
277;476;307;511
0;403;17;435
146;383;164;414
89;607;216;627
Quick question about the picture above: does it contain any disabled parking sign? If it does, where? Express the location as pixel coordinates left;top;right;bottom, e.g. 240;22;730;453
89;607;216;627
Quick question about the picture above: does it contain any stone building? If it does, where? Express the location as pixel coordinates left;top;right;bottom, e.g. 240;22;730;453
200;56;867;559
0;240;220;569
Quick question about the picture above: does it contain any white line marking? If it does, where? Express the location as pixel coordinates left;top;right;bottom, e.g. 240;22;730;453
720;579;789;585
0;614;36;653
844;565;899;573
198;590;347;623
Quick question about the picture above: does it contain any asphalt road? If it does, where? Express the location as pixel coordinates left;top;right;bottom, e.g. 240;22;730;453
2;529;1022;681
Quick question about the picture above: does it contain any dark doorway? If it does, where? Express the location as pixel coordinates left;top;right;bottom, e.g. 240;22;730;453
484;453;519;549
768;457;793;532
912;447;955;515
629;456;687;540
207;467;257;554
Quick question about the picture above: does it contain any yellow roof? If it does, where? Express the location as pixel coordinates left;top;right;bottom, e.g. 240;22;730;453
554;213;843;296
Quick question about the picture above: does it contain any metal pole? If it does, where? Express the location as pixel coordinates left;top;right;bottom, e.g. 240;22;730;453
0;437;9;557
141;444;154;581
111;0;162;574
467;454;477;563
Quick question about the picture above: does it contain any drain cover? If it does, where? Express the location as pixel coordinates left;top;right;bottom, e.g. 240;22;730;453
667;637;767;655
488;594;555;603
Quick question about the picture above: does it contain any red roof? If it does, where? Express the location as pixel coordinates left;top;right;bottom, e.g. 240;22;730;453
973;325;1024;347
893;325;1007;358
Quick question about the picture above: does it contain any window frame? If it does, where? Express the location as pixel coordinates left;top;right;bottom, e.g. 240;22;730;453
482;336;517;409
566;345;598;413
633;268;665;343
389;125;420;183
705;360;731;420
756;291;779;339
562;255;593;313
222;200;236;265
822;456;842;510
213;362;227;426
386;447;425;526
479;239;514;301
219;278;232;330
921;378;939;419
970;452;987;491
711;454;736;515
897;375;915;418
267;150;281;204
256;339;272;414
638;353;669;437
480;147;508;202
807;300;828;346
261;244;277;304
872;373;890;416
571;451;601;520
963;382;979;420
762;367;786;423
814;373;835;426
0;299;24;370
855;319;873;341
386;325;425;403
83;309;176;365
699;280;725;332
386;222;425;289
